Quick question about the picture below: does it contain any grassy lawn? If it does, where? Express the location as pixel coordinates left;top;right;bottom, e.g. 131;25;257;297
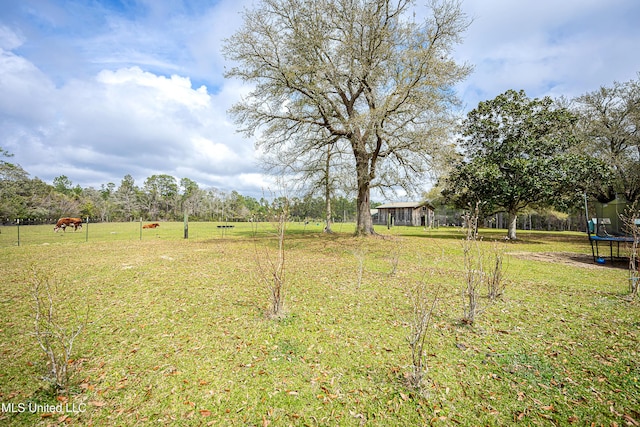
0;222;638;426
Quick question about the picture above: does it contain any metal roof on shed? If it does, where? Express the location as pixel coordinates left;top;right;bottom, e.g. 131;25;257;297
375;201;434;209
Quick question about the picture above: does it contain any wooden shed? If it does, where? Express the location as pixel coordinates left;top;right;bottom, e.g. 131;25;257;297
373;201;435;227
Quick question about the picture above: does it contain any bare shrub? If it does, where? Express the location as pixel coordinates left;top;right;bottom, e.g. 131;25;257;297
255;199;289;318
406;275;440;392
461;207;484;324
29;268;88;395
388;238;402;277
459;204;507;323
621;203;640;297
486;242;507;301
351;242;367;289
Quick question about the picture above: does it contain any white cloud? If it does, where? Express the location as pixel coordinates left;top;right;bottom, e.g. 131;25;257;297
0;25;24;50
455;0;640;108
1;58;258;192
1;0;639;200
0;28;55;124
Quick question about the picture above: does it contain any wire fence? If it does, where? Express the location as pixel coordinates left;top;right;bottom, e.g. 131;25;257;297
0;220;335;248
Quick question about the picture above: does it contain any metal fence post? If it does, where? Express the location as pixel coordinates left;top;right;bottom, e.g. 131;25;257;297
184;212;188;239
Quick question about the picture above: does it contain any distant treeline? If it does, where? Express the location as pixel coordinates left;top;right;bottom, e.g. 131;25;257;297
0;164;359;224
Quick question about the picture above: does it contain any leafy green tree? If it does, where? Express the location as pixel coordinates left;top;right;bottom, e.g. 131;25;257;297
442;89;609;240
242;196;262;219
141;174;178;220
0;148;29;220
224;191;255;221
53;175;74;196
573;75;640;202
80;199;96;219
0;148;77;222
224;0;471;235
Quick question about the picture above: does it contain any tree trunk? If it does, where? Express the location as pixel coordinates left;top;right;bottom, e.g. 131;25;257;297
355;168;375;235
507;210;518;240
324;187;332;233
356;187;374;235
353;136;375;236
324;144;333;233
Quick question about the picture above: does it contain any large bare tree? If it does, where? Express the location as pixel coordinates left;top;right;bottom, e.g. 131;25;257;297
224;0;471;235
262;129;354;233
573;75;640;202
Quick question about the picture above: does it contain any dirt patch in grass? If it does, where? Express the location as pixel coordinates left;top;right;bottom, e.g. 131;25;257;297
508;251;627;269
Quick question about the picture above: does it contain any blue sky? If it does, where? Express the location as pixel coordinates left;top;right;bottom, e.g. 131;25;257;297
1;0;639;198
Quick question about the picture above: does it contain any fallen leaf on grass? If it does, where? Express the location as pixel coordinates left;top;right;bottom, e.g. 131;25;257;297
199;410;211;416
89;401;106;407
350;411;365;420
79;382;94;391
5;391;20;399
624;414;640;426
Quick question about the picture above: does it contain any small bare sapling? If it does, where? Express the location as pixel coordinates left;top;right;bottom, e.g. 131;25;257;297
29;268;89;394
486;241;506;301
388;237;402;277
255;199;289;318
621;204;640;297
406;275;440;392
461;208;484;324
351;241;367;289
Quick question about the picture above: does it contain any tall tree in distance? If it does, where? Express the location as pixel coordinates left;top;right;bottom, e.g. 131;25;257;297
115;174;139;221
224;0;471;235
0;148;29;219
53;175;74;197
142;175;178;220
573;75;640;202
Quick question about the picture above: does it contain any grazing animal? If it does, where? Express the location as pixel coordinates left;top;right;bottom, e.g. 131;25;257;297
54;217;83;232
142;223;160;229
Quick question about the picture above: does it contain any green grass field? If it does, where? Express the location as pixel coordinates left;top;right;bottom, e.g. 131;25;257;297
0;222;638;426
